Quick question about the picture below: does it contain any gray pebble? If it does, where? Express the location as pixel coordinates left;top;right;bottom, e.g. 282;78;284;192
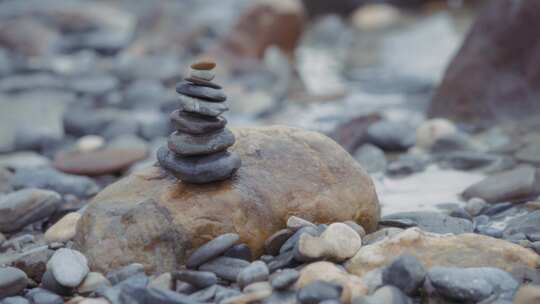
297;281;342;304
47;248;89;288
186;233;240;269
0;267;27;299
382;255;425;295
236;261;269;288
270;269;299;290
199;256;249;282
106;263;145;285
173;270;217;289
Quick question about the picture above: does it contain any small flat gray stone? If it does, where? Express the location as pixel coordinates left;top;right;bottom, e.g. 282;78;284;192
176;82;226;102
179;95;229;117
186;233;240;269
167;128;235;156
270;269;299;290
236;261;269;288
173;270;217;289
0;189;61;233
199;256;250;282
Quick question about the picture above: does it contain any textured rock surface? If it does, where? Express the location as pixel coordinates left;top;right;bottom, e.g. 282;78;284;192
428;0;540;125
345;228;538;277
75;126;380;273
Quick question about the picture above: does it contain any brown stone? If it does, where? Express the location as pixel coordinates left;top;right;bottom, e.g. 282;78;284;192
514;285;540;304
428;0;540;126
53;147;147;176
345;228;539;277
218;0;305;59
190;61;216;71
74;126;380;273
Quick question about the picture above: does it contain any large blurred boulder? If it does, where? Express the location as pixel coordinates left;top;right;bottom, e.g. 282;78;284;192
75;126;380;273
218;0;305;59
429;0;540;126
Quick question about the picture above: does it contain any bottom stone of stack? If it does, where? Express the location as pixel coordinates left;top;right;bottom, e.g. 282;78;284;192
157;146;241;183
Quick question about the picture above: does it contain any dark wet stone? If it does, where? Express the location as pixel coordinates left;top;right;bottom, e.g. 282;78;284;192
199;257;250;282
106;263;145;285
186;233;239;269
157;147;241;184
185;77;221;89
439;151;504;171
382;255;426;295
0;267;27;299
176;83;226;102
173;270;217;289
24;288;62;304
170;110;227;135
167;129;235;156
380;211;473;234
41;269;72;297
270;269;299;290
297;281;342;304
265;229;294;256
237;261;269;288
366;121;415;152
96;273;149;304
223;244;252;262
425;267;518;302
11;167;99;198
462;166;540;203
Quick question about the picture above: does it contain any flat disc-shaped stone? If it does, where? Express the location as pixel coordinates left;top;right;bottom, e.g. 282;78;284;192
180;95;229;117
176;83;226;102
191;61;216;70
157;147;241;184
190;69;214;81
185;77;222;89
168;129;235;156
170;110;227;135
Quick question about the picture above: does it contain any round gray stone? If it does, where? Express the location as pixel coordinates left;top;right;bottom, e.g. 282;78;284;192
0;267;27;299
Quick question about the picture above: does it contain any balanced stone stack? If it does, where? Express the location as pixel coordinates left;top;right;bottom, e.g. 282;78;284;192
157;61;241;183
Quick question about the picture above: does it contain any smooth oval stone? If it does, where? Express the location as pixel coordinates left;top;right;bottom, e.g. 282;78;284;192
25;288;63;304
170;110;227;135
297;281;342;304
47;248;89;288
236;261;269;288
41;269;72;296
168;129;235;156
191;61;216;70
270;269;299;290
0;296;29;304
185;77;221;89
173;270;217;289
382;255;426;295
106;263;145;285
0;267;28;298
190;69;214;81
176;83;226;102
157;147;241;184
199;256;250;282
186;233;240;269
179;95;229;117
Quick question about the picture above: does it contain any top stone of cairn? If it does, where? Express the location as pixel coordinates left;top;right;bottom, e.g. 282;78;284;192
190;61;216;70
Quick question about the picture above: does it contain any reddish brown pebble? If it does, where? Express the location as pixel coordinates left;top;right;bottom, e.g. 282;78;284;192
190;61;216;71
53;148;147;176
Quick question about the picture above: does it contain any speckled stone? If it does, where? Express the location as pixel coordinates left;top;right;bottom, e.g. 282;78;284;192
167;129;235;156
170;110;226;135
157;147;241;184
176;83;226;102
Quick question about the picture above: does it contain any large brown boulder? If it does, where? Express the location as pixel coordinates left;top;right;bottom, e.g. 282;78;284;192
428;0;540;126
75;126;380;273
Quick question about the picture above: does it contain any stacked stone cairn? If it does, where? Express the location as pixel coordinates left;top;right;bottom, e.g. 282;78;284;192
157;61;241;183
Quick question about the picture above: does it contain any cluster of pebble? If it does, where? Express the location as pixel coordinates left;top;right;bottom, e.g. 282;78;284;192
157;61;241;183
1;214;538;304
